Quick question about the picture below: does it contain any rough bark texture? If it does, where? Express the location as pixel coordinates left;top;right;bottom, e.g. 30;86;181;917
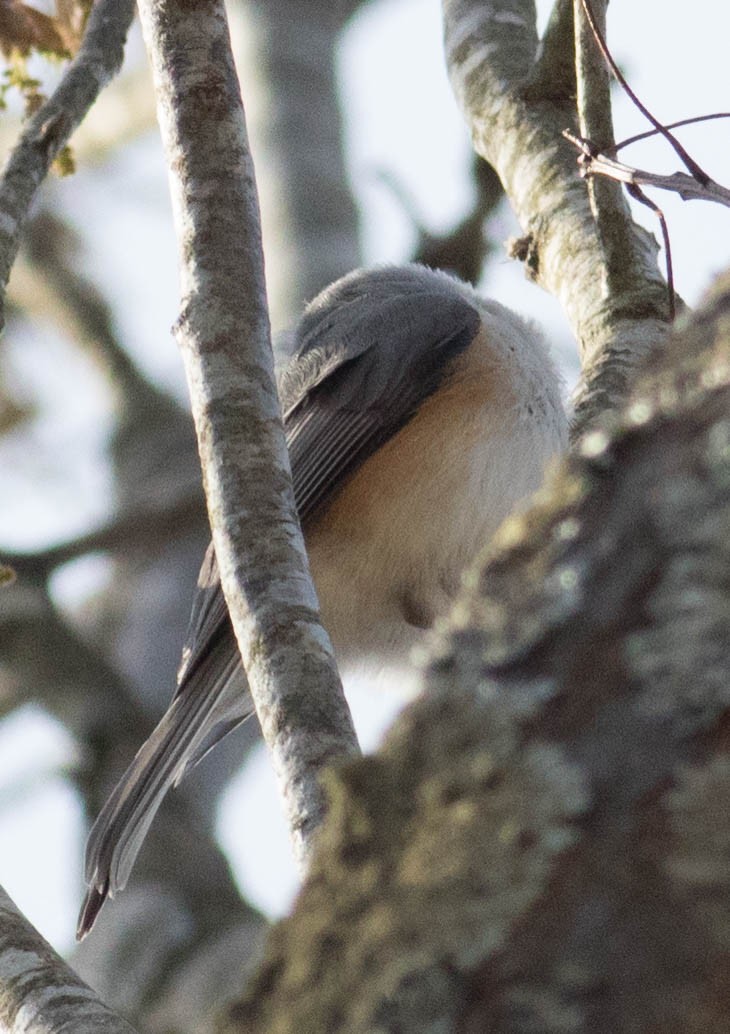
442;0;672;437
137;0;359;869
222;268;730;1034
0;887;137;1034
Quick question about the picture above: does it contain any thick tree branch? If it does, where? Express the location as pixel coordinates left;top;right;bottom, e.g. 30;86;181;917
136;0;359;867
0;0;136;328
223;267;730;1034
442;0;672;437
0;885;138;1034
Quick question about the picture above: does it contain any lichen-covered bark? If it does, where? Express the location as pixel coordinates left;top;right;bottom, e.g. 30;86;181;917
442;0;672;436
222;272;730;1033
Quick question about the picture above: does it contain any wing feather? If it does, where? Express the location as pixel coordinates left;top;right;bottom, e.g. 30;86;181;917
78;266;482;936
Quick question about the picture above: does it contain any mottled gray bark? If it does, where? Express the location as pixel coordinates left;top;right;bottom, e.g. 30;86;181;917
442;0;672;437
137;0;359;870
222;265;730;1034
0;886;137;1034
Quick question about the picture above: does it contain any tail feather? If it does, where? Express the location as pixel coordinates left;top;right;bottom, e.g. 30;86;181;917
77;659;252;940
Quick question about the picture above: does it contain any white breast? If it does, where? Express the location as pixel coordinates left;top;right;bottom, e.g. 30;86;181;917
305;300;567;667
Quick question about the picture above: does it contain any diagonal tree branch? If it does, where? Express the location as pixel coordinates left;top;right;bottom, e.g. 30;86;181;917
0;0;136;329
530;0;575;100
576;0;710;184
0;884;139;1034
136;0;359;868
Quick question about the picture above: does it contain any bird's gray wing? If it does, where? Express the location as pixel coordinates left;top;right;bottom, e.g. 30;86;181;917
284;282;481;521
79;267;480;937
174;276;482;703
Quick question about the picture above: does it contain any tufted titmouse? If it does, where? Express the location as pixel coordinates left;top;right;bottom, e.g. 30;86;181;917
77;264;567;937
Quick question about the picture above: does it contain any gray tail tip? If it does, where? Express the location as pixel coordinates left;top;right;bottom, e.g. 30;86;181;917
76;881;109;941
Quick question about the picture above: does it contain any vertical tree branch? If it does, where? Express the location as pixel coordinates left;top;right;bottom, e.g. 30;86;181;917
573;0;649;327
574;0;612;149
237;0;362;326
136;0;359;866
0;0;136;327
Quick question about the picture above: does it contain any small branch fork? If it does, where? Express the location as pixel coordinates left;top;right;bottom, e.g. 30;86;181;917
570;0;730;319
562;132;730;210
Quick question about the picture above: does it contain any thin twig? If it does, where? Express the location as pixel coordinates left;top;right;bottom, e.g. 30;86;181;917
563;132;730;207
578;0;710;184
614;112;730;154
563;128;730;319
573;0;641;308
626;182;675;320
0;0;136;329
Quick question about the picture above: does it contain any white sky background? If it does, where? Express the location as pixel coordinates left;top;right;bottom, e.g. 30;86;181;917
0;0;729;953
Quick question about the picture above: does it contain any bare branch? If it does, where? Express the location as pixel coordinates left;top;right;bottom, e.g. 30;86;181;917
442;0;671;438
2;489;205;579
13;210;171;415
625;182;675;320
615;111;730;154
564;134;730;207
577;0;710;183
375;157;503;283
136;0;359;866
530;0;575;101
0;885;139;1034
574;0;612;150
573;0;676;319
0;0;136;328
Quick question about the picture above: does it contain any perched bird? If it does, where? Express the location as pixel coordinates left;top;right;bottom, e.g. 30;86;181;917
78;264;567;937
